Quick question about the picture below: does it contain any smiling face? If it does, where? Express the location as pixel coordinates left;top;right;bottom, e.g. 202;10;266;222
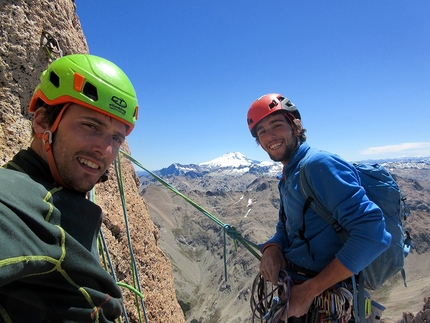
255;112;301;165
33;103;127;192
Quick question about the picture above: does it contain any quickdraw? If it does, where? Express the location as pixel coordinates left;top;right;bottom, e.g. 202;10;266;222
307;286;354;323
42;31;63;60
250;270;356;323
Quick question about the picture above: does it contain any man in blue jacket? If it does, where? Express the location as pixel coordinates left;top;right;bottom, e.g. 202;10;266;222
247;93;391;321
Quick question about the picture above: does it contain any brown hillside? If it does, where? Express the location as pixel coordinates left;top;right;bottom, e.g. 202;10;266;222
141;168;430;323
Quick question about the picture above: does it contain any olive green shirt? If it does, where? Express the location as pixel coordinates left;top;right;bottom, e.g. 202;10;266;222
0;149;122;322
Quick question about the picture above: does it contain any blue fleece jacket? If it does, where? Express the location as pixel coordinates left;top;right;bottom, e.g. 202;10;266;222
259;143;391;276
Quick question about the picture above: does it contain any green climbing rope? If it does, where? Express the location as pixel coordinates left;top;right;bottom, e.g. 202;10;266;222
119;150;262;281
91;149;262;322
114;156;149;323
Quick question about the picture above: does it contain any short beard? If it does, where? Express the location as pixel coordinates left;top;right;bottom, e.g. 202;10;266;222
269;138;300;164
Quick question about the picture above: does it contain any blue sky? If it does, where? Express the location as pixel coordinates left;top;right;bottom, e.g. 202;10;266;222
76;1;430;170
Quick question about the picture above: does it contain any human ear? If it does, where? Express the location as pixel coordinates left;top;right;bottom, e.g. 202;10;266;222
293;119;303;136
32;108;49;134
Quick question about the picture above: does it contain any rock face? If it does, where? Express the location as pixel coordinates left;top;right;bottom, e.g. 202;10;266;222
396;297;430;323
0;1;185;322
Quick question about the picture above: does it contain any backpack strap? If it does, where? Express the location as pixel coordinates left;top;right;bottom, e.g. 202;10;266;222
298;151;348;243
352;273;367;323
299;152;370;323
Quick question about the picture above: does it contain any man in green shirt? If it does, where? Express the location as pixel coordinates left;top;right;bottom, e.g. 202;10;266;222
0;54;139;322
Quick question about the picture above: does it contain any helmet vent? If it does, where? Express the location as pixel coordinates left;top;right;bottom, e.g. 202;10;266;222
268;100;278;109
83;82;98;101
49;71;60;88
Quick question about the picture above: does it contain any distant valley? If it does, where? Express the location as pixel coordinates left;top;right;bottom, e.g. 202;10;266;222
138;152;430;323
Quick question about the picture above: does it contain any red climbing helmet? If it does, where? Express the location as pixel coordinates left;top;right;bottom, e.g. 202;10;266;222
247;93;300;138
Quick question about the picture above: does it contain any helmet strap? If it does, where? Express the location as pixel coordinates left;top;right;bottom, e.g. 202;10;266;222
41;130;67;187
35;102;107;189
36;103;70;188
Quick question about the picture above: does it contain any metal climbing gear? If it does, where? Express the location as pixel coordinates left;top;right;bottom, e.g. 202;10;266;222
307;286;354;323
42;31;63;60
250;268;356;323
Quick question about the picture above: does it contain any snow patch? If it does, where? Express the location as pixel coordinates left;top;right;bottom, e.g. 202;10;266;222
244;209;251;218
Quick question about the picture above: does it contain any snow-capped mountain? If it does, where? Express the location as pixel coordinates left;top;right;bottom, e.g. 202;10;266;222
138;152;430;181
381;157;430;170
154;151;283;178
199;151;259;168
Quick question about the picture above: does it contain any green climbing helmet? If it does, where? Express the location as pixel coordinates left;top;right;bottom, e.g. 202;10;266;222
29;54;139;135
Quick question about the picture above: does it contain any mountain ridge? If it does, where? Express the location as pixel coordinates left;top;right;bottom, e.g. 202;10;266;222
138;151;430;322
138;151;430;183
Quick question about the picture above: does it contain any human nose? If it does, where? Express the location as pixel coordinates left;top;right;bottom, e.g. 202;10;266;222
93;134;115;157
266;126;277;138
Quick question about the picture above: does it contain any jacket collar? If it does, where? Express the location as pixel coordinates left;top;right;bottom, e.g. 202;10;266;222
282;142;311;177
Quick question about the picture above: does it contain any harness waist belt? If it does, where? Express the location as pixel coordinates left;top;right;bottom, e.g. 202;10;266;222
285;260;318;277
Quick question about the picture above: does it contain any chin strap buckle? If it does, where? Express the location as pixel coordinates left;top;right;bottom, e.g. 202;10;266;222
42;130;53;152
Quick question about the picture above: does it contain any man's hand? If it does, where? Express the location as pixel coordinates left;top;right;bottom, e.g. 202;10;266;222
286;258;353;319
259;245;286;285
286;281;315;318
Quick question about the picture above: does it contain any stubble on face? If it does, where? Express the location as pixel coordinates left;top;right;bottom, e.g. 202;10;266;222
256;114;299;165
52;130;107;192
50;104;125;193
265;135;298;164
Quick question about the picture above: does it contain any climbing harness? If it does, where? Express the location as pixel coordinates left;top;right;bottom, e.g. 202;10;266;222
250;269;292;323
42;31;63;60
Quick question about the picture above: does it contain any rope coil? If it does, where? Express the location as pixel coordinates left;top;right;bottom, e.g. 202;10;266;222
250;270;355;323
251;269;293;323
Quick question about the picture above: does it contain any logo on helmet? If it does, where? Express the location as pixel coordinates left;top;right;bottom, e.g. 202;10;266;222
109;96;127;116
111;96;127;108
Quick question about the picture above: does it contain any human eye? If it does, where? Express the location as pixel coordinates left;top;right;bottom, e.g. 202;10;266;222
256;129;266;137
112;132;125;146
113;134;124;145
273;120;289;131
83;122;98;131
